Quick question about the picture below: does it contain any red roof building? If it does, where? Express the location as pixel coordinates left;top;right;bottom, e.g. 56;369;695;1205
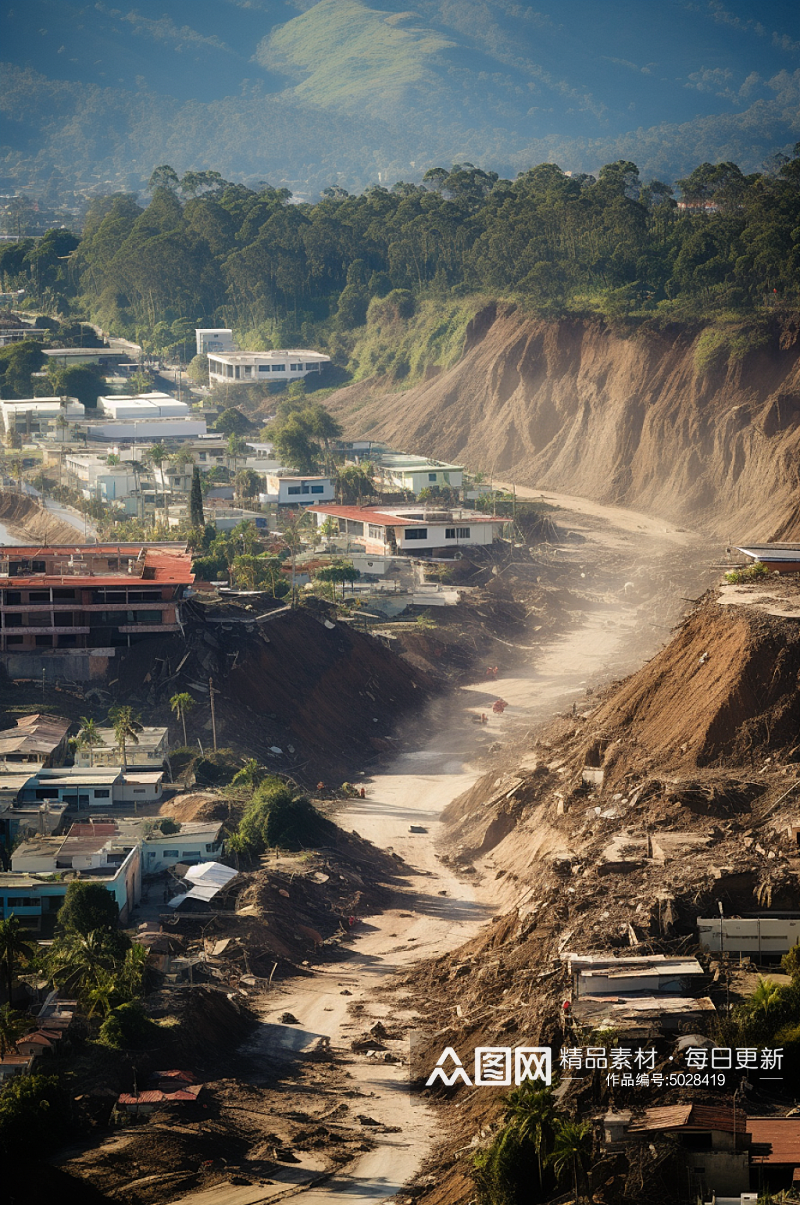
307;504;507;557
0;543;193;677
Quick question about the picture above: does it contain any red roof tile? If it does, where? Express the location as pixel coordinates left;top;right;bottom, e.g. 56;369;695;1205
748;1118;800;1165
306;504;499;526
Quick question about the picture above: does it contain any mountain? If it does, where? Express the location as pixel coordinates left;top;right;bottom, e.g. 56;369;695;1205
2;0;799;203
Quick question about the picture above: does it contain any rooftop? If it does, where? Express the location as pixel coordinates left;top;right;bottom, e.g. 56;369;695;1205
748;1117;800;1165
307;504;501;527
206;349;329;363
628;1104;744;1135
737;544;800;562
0;543;193;588
0;714;69;758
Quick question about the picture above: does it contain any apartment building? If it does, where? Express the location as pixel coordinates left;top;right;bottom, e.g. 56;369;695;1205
0;543;194;680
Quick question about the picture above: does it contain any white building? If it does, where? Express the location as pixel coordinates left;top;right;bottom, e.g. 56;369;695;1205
73;726;169;769
19;766;164;808
196;329;235;355
64;453;140;501
263;474;335;506
98;393;191;420
83;416;208;442
697;915;800;957
308;504;507;555
378;454;464;496
206;349;330;386
0;397;84;437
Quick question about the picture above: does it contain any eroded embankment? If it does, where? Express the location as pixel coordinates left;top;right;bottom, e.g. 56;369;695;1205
326;306;800;540
0;490;79;544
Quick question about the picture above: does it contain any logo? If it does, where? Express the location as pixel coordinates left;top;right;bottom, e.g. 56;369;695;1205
426;1046;552;1088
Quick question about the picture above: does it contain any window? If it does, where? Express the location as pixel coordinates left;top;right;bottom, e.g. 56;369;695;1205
199;452;207;461
405;529;427;540
311;485;325;494
7;635;24;645
290;362;303;371
7;897;36;908
133;788;146;794
93;789;110;799
259;364;269;372
287;486;301;495
5;592;20;605
162;850;179;859
445;528;455;539
35;635;52;647
243;365;252;377
32;561;46;573
458;527;470;538
134;611;162;624
272;364;286;372
428;473;437;482
368;524;384;539
301;483;310;494
28;591;50;602
53;589;75;600
305;362;319;371
5;614;21;627
181;851;202;859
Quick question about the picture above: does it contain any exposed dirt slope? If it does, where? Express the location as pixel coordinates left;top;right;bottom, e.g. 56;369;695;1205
326;306;800;540
0;490;79;543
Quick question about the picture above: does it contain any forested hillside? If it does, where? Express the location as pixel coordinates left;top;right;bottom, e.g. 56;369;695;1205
3;153;800;362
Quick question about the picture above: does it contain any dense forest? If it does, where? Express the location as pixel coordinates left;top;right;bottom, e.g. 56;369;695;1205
2;153;800;362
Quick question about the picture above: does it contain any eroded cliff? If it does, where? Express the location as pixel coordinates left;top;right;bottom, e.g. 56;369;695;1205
328;305;800;539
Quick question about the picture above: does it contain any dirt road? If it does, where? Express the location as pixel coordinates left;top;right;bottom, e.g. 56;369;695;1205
183;499;717;1205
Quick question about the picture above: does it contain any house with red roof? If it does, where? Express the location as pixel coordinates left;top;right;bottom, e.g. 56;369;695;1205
308;504;509;557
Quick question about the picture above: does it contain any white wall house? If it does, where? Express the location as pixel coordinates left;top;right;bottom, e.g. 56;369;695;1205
379;454;464;496
74;727;169;768
698;915;800;957
1;397;84;436
308;504;506;555
263;474;335;506
139;821;224;873
82;416;208;442
65;453;140;501
196;329;235;355
207;350;330;386
19;767;164;808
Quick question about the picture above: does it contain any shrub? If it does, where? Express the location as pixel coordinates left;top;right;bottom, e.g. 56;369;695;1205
57;880;119;935
237;779;332;853
0;1074;68;1154
724;562;769;584
99;1001;159;1049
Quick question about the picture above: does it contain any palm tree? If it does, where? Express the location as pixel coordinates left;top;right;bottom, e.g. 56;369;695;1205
50;929;115;995
146;442;169;523
750;975;782;1019
78;716;101;767
547;1119;592;1203
108;705;141;770
503;1083;557;1190
85;972;117;1019
169;692;195;746
0;916;34;1004
0;1003;28;1057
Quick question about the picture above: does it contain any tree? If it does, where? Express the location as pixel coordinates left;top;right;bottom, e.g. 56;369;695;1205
227;433;248;476
47;364;105;409
170;692;195;746
145;442;169;521
0;340;45;398
316;559;361;599
503;1083;557;1191
215;407;249;436
235;467;262;501
77;715;101;767
187;353;209;384
149;164;180;192
0;1004;28;1058
0;918;33;1004
57;881;119;935
108;705;141;769
547;1119;592;1203
190;465;205;528
0;1074;68;1155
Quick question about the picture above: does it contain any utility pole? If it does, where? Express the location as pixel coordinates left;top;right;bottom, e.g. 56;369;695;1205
209;677;217;752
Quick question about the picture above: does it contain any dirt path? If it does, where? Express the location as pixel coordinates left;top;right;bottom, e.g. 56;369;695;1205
186;501;717;1205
